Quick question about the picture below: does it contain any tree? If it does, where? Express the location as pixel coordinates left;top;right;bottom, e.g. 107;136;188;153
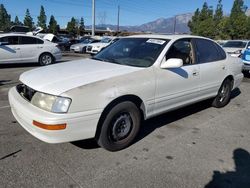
23;9;33;30
79;17;85;35
14;16;22;25
228;0;248;39
37;6;47;30
188;8;200;35
0;4;11;31
48;15;58;34
66;17;77;36
213;0;224;39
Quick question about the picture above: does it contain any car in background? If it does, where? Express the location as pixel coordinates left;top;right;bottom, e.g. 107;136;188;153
70;38;100;53
9;35;243;151
86;37;120;54
0;33;61;65
222;40;250;57
43;34;83;51
242;47;250;76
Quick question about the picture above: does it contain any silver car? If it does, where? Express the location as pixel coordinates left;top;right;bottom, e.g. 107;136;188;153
70;38;100;53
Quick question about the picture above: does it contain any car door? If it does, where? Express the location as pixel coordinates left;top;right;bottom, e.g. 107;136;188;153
194;38;227;98
154;38;201;115
19;36;43;62
0;36;21;63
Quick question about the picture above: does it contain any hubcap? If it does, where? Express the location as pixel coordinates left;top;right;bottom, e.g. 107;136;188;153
218;84;229;102
42;55;52;65
111;113;132;141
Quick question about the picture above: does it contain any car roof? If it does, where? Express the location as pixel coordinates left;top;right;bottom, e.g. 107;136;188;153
126;34;209;41
0;33;40;38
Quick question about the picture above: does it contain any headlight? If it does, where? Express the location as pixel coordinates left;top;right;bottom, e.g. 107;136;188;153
234;50;242;54
31;92;71;113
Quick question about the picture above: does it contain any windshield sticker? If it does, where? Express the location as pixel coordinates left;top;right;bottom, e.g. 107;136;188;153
146;39;166;45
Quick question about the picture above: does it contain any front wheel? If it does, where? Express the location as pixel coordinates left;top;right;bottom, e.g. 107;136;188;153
97;101;141;151
39;53;54;66
212;79;232;108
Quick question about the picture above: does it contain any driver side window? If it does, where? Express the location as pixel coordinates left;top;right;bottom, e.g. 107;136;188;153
165;39;195;66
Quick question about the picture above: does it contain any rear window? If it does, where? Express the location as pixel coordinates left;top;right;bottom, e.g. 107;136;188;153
195;39;226;63
223;41;247;48
20;36;44;44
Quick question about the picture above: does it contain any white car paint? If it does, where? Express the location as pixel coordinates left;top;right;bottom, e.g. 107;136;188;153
0;33;61;64
9;34;243;144
86;37;118;54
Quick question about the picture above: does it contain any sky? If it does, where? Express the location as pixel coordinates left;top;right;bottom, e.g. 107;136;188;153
1;0;250;28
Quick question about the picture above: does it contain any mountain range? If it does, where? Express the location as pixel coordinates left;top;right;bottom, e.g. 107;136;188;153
90;9;250;34
89;13;193;34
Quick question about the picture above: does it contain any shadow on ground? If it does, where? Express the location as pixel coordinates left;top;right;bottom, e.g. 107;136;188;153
0;63;39;69
205;148;250;188
72;88;241;150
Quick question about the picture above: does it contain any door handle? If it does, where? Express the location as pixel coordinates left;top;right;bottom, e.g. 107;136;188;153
222;65;226;70
192;71;199;76
13;48;20;50
37;46;43;49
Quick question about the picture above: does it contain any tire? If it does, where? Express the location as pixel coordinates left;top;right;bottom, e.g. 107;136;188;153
97;101;141;151
212;79;232;108
39;53;54;66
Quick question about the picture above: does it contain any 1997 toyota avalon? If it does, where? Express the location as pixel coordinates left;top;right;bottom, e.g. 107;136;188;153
8;35;243;151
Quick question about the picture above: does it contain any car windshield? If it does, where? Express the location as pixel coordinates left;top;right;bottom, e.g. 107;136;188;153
101;38;112;43
93;38;169;68
223;41;247;48
81;38;93;44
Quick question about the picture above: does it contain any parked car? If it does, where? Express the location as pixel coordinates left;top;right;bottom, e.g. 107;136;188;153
43;34;81;51
9;35;243;151
86;37;120;54
242;47;250;76
222;40;250;57
70;38;101;53
0;33;61;65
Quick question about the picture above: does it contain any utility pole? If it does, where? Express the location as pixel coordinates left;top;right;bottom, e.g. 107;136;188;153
92;0;95;36
173;15;177;34
117;5;120;32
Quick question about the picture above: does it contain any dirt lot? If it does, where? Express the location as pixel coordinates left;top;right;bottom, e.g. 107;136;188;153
1;56;250;188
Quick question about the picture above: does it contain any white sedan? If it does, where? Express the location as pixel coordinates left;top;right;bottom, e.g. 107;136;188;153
86;37;119;54
8;35;243;151
0;33;61;65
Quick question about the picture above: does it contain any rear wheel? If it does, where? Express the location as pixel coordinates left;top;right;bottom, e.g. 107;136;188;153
39;53;54;66
97;101;141;151
212;79;232;108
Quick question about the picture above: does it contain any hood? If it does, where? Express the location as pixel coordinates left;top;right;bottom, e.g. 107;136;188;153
90;42;109;48
223;47;243;53
20;59;142;95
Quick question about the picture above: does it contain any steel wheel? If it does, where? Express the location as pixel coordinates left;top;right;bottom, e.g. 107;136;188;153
39;53;53;66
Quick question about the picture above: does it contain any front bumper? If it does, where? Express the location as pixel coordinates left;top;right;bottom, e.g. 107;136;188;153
8;87;102;143
242;61;250;71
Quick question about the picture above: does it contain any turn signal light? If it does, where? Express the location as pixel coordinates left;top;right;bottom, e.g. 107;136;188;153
33;120;66;130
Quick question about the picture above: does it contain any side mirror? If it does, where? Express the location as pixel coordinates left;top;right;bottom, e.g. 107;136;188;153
160;58;183;69
0;42;8;46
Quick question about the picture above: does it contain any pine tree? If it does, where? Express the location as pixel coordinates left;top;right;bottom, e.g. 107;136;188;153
214;0;223;39
37;6;47;30
188;8;200;35
14;16;22;25
79;17;85;35
23;9;33;30
48;15;58;34
197;2;214;38
0;4;11;31
228;0;248;39
66;17;77;36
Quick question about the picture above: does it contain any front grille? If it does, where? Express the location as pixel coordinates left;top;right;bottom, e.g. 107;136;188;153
16;84;36;102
